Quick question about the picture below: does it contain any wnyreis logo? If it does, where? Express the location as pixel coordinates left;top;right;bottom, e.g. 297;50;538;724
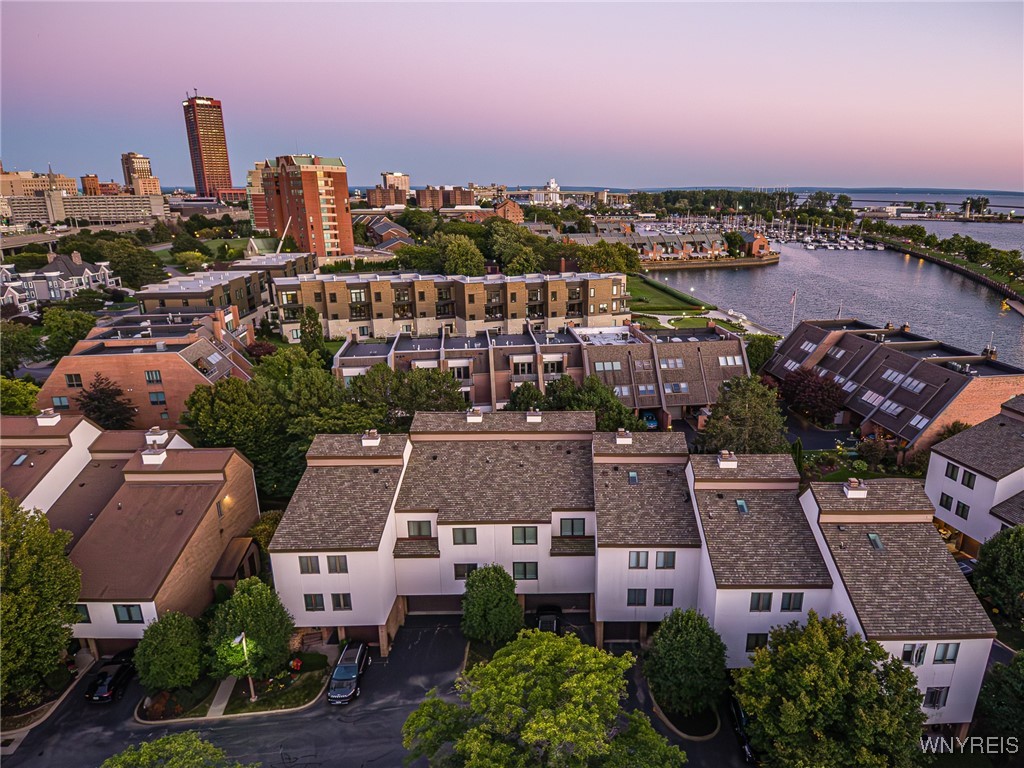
921;736;1019;755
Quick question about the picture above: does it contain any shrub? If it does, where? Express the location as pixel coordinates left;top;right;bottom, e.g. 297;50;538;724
644;609;727;716
295;652;328;671
851;460;868;473
461;564;523;645
249;511;283;553
43;665;71;692
856;437;890;470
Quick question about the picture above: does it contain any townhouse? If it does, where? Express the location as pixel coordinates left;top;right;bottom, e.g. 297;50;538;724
0;251;121;305
567;232;729;261
1;412;260;656
924;395;1024;555
135;269;270;331
764;319;1024;454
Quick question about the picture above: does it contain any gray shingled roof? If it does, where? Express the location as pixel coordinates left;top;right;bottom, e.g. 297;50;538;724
1004;395;1024;418
689;454;799;483
591;432;689;456
410;411;597;434
394;538;440;558
551;536;596;556
991;491;1024;526
397;440;593;522
820;522;994;639
930;414;1024;480
809;479;933;515
595;462;700;548
271;465;402;551
696;490;833;588
306;433;408;459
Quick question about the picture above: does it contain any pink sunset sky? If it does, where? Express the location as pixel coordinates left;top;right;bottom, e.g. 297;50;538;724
2;1;1022;190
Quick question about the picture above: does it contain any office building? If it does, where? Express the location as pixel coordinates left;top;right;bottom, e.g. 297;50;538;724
246;161;269;231
0;166;78;197
182;94;233;197
381;171;410;196
120;152;161;195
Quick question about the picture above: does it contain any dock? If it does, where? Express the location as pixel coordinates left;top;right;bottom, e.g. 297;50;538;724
1007;300;1024;318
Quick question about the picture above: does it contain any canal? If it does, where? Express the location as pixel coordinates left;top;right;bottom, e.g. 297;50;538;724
655;242;1024;368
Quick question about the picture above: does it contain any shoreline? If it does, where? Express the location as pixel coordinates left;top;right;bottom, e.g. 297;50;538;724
638;253;780;271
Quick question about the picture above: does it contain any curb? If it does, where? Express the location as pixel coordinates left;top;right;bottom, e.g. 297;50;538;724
648;687;721;743
1;660;96;740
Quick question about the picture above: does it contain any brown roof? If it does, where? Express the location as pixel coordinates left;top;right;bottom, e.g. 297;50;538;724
397;440;594;523
47;459;128;548
271;465;403;551
591;432;689;456
688;454;800;483
306;433;407;459
410;411;597;434
122;448;236;474
930;414;1024;481
595;462;700;547
211;537;255;579
1003;395;1024;418
991;491;1024;526
819;522;994;639
550;536;596;556
0;414;86;439
393;538;440;558
88;430;179;454
809;479;933;515
696;490;833;588
1;445;69;502
73;482;223;601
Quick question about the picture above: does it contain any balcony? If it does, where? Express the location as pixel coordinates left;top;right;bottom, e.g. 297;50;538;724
509;372;536;383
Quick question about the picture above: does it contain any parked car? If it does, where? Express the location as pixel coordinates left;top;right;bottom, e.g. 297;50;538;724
326;642;371;705
728;694;758;764
641;411;659;430
84;653;134;704
535;605;563;635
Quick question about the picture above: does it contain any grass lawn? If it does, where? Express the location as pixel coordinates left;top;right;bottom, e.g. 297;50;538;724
667;316;745;333
223;668;328;715
631;314;668;330
627;275;709;313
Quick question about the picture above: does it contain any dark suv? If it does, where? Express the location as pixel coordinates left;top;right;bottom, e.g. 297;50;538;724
84;652;134;704
326;643;371;705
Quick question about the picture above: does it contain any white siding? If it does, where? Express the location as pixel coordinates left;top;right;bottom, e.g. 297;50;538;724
594;547;700;623
72;601;158;641
926;452;1023;544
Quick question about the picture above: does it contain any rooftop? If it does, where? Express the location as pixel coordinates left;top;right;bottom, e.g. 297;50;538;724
46;458;129;548
306;433;407;460
929;414;1024;480
689;454;800;484
394;336;443;352
990;490;1024;526
410;411;597;434
338;341;391;359
591;431;689;456
809;479;934;516
1;445;70;502
136;270;258;295
595;462;698;547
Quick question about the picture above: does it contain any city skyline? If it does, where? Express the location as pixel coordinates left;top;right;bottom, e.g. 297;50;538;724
1;2;1022;190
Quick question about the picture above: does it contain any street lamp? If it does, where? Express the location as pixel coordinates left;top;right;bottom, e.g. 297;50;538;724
233;632;258;702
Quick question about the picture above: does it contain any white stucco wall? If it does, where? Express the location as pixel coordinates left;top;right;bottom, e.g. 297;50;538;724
72;601;158;641
21;420;101;512
594;547;700;623
926;452;1022;544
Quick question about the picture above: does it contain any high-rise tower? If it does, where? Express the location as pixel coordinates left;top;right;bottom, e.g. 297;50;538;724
181;93;232;197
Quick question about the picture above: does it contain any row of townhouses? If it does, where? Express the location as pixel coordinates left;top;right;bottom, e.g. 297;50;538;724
1;251;121;314
269;410;994;734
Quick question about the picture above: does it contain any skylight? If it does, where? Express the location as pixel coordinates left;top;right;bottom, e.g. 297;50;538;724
867;532;884;550
627;471;639;485
736;499;749;515
12;454;28;466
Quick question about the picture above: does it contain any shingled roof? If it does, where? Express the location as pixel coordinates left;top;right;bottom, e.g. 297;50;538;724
991;491;1024;527
689;454;800;483
591;432;689;457
930;414;1024;481
809;479;933;515
306;433;408;460
410;411;597;435
595;462;699;548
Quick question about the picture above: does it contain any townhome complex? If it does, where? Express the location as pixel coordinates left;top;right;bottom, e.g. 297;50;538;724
0;252;121;312
270;412;992;734
1;412;260;657
765;319;1024;453
925;395;1024;555
135;269;270;328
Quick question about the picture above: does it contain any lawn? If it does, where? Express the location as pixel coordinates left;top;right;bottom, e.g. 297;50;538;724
627;275;710;312
223;658;329;715
152;237;250;266
631;314;668;330
668;316;744;333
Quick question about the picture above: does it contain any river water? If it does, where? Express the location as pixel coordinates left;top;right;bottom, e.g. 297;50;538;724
889;220;1024;252
655;241;1024;368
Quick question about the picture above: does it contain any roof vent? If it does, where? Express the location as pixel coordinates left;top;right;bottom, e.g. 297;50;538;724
844;477;868;498
36;408;61;427
526;408;542;423
145;426;169;446
717;450;738;469
615;428;633;445
141;447;167;465
361;429;381;447
466;408;483;423
132;347;143;354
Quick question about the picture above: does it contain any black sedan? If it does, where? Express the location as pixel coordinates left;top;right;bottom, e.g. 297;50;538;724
84;656;134;704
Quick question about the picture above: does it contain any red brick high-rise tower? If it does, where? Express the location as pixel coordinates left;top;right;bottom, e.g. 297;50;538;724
182;93;232;197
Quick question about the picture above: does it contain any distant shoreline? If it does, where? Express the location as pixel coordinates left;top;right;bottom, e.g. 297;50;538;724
639;254;780;271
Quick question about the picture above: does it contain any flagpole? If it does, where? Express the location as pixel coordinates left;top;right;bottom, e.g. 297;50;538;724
791;290;797;332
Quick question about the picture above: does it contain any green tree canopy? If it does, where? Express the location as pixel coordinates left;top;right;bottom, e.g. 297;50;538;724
1;490;81;706
723;231;745;256
1;320;41;375
403;630;686;767
74;372;136;429
299;305;329;366
135;612;204;692
434;233;486;276
734;611;924;768
644;608;728;717
176;251;208;273
396;207;439;239
780;367;846;425
347;362;464;431
699;376;789;454
98;238;167;289
974;526;1024;622
170;233;211;257
0;376;40;415
207;577;294;680
935;420;973;443
41;307;96;360
8;250;49;271
744;334;779;373
976;654;1024;742
503;374;646;433
100;732;259;768
461;564;523;645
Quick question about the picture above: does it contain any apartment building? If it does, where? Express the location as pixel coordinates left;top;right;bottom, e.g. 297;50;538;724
3;190;167;226
381;171;410;196
1;251;121;303
494;199;524;223
764;319;1024;454
245;161;270;231
415;186;444;210
568;232;729;261
37;307;252;428
442;186;474;207
135;269;269;322
273;271;630;341
1;412;259;656
925;395;1024;555
366;185;407;207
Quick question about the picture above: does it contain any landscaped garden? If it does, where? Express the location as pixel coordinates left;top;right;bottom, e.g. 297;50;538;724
627;275;711;313
223;651;328;715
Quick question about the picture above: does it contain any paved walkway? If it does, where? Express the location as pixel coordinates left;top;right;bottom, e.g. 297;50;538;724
207;675;237;717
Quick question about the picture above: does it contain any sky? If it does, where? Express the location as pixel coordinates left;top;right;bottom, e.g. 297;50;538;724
2;1;1022;191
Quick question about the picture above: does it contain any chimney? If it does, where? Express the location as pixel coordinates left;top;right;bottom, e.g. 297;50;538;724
46;252;57;263
36;408;61;427
361;429;381;447
145;426;169;446
466;408;483;423
141;447;167;465
70;251;83;265
615;428;633;445
843;477;868;498
526;408;542;423
900;323;910;333
717;450;738;469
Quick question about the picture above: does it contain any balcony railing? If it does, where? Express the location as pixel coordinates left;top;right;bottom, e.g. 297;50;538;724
510;372;536;383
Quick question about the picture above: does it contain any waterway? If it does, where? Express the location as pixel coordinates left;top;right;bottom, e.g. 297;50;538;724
889;220;1024;253
654;242;1024;368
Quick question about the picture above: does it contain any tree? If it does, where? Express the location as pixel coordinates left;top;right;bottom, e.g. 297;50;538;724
41;307;96;360
974;526;1024;622
0;321;40;375
734;612;924;768
461;564;523;645
403;630;686;767
976;654;1024;741
435;233;486;276
700;376;789;454
206;577;294;680
780;368;846;425
503;375;645;433
299;305;328;366
835;194;853;210
245;341;277;362
1;490;81;706
0;376;40;415
135;612;203;692
176;251;208;273
396;207;438;239
394;367;468;427
935;420;972;443
505;381;546;412
644;609;727;717
74;373;136;429
744;335;779;373
8;250;49;271
98;239;166;289
100;732;258;768
170;233;211;257
723;231;745;257
278;234;299;253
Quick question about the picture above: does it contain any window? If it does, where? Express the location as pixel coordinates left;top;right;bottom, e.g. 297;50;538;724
627;589;647;606
298;556;320;574
612;385;631;397
512;526;537;545
291;329;301;340
781;592;804;612
332;593;352;611
861;390;885;407
939;493;953;511
663;382;689;394
65;373;83;388
468;294;475;304
902;643;928;666
327;555;348;574
304;593;325;612
637;384;656;396
656;551;676;569
654;589;673;606
867;532;884;550
329;293;338;303
635;359;652;370
114;604;144;624
749;592;772;612
628;551;649;569
149;392;166;405
145;370;162;384
513;362;534;376
746;633;769;652
901;376;926;394
881;368;906;384
719;356;742;366
879;399;904;416
560;518;585;537
374;292;382;302
513;562;538;580
453;527;477;545
628;471;639;485
590;287;596;297
454;563;478;580
52;396;69;410
945;462;959;481
594;361;623;373
909;414;930;430
736;499;750;515
924;687;949;709
350;289;366;303
955;501;970;520
799;341;818;353
75;604;91;623
827;347;846;359
12;453;28;466
961;471;976;490
408;520;432;538
934;643;960;664
783;359;801;372
660;358;684;370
